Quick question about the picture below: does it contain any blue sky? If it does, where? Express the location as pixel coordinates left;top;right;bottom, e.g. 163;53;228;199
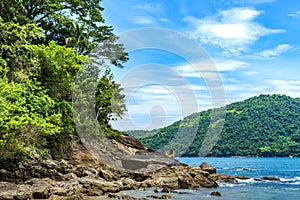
101;0;300;131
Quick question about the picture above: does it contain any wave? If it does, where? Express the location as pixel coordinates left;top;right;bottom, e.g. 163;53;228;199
219;176;300;188
236;178;256;183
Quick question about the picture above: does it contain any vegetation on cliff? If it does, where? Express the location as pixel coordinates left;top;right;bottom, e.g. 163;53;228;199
128;94;300;157
0;0;128;167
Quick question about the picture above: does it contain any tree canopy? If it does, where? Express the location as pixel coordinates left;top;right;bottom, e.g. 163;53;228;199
0;0;128;59
0;0;128;167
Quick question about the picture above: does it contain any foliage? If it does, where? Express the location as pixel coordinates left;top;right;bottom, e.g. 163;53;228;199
0;79;62;166
0;1;128;166
128;94;300;157
95;70;126;127
0;0;128;59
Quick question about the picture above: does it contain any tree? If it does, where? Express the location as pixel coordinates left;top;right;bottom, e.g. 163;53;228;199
0;0;128;59
94;69;127;138
0;1;129;166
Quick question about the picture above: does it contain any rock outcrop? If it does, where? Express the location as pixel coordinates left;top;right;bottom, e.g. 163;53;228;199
0;137;236;199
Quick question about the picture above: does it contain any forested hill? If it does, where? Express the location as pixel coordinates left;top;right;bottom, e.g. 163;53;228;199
127;94;300;157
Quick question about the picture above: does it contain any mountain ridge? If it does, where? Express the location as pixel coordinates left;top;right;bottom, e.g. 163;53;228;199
126;94;300;157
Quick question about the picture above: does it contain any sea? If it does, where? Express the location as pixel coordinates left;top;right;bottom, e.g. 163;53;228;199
117;157;300;200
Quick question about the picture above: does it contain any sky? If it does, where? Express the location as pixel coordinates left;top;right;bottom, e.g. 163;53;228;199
101;0;300;131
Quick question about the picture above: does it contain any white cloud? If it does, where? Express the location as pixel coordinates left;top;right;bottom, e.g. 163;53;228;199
184;7;284;55
159;18;169;22
134;16;155;24
173;64;219;78
288;11;300;18
135;3;163;12
242;71;258;76
214;59;249;71
253;44;292;59
268;80;300;97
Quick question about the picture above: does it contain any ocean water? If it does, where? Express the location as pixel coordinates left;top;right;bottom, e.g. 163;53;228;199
118;157;300;200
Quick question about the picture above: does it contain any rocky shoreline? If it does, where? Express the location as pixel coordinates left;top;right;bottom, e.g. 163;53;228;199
0;139;241;200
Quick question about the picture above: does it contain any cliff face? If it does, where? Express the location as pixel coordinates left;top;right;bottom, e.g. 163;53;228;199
80;134;181;173
0;136;233;199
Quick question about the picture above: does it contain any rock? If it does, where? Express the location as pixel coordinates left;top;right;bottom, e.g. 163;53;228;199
80;178;121;194
242;167;256;171
121;159;149;171
146;195;172;199
75;166;97;177
209;174;237;183
108;193;146;200
194;174;218;188
0;169;14;182
199;162;216;174
178;175;193;189
0;192;14;200
235;176;250;180
163;150;174;159
261;176;280;181
129;172;150;182
99;170;114;181
42;159;58;170
12;184;32;200
52;187;68;196
210;191;221;197
161;187;172;193
64;172;78;181
32;179;52;199
119;135;146;150
188;168;209;178
30;166;50;179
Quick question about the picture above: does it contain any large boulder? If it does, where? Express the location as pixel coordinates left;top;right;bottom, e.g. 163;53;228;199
199;162;217;174
119;135;146;150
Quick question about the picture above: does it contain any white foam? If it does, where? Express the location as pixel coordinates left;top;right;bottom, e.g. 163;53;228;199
280;177;300;182
237;178;256;183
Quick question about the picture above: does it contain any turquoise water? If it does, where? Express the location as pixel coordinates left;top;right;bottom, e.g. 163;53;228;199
120;157;300;200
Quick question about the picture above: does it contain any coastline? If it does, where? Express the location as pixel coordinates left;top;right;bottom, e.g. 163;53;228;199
0;141;238;200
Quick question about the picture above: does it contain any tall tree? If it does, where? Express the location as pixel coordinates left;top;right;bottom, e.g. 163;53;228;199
0;0;128;58
94;69;127;137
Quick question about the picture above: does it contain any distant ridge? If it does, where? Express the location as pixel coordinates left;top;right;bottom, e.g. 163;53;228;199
126;94;300;157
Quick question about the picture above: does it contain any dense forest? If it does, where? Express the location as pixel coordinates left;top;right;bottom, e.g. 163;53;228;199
127;94;300;157
0;0;127;167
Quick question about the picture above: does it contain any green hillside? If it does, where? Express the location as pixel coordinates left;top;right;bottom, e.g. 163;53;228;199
127;94;300;157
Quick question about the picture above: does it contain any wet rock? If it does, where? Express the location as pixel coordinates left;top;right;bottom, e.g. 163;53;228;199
161;187;172;193
199;162;216;174
194;174;218;188
108;193;146;200
261;176;280;181
154;188;159;193
235;176;250;180
209;174;237;183
146;195;172;199
242;167;256;170
210;191;221;197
